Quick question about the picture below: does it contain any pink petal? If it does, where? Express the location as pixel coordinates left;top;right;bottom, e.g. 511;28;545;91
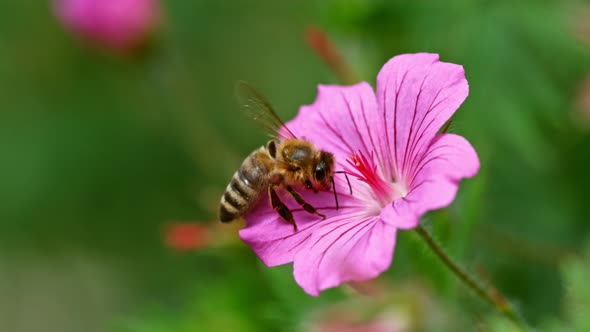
376;53;468;184
293;215;396;296
239;190;362;267
287;82;389;178
381;134;479;229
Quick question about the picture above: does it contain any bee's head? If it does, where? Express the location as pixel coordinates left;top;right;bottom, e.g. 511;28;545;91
306;151;335;192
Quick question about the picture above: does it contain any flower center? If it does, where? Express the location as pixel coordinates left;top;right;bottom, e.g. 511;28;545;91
345;150;404;210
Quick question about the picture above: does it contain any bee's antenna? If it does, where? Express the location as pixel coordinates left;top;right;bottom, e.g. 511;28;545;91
331;171;353;211
334;171;352;195
331;176;339;210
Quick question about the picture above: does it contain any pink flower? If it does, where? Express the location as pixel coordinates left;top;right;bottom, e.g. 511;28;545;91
53;0;161;53
240;53;480;295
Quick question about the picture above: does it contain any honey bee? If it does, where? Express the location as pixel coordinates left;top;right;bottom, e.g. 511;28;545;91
219;81;350;231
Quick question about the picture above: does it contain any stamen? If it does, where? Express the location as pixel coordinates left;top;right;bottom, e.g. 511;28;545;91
345;150;400;208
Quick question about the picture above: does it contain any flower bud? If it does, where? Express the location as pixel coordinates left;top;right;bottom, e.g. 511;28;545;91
576;76;590;128
165;223;209;251
53;0;161;54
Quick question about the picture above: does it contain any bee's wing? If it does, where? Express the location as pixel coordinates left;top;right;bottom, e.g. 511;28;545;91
235;81;297;140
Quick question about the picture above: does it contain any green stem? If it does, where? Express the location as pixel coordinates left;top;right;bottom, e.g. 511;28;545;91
415;225;530;330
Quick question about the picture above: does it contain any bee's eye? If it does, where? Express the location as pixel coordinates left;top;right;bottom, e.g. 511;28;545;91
314;165;326;182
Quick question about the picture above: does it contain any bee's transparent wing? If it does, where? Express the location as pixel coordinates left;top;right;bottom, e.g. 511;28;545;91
235;81;297;140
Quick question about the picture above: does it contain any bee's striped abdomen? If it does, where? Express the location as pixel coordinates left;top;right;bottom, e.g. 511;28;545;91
219;147;271;222
219;171;253;222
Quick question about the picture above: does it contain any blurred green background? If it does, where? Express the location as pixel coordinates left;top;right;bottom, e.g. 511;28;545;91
1;1;590;331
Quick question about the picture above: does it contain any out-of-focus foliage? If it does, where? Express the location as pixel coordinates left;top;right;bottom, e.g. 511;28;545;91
544;242;590;332
1;0;589;331
488;240;590;332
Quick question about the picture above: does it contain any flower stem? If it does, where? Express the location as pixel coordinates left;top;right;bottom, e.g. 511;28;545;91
415;225;530;330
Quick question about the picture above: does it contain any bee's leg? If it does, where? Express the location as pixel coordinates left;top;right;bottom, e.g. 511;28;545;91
285;185;326;220
269;185;297;231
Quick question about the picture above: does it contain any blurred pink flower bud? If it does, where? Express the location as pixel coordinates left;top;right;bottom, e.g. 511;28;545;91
53;0;161;53
576;76;590;128
165;223;210;251
164;221;243;251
